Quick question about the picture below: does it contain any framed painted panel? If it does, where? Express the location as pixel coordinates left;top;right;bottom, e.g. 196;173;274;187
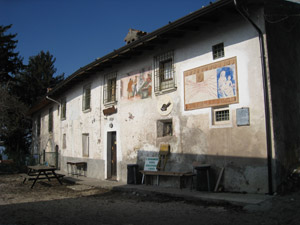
184;57;238;110
120;66;152;102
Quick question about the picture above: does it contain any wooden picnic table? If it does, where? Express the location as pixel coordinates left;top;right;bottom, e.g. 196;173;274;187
23;165;63;189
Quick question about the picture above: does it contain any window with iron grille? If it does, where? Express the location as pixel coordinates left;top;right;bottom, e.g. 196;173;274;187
82;84;91;111
212;43;224;60
215;109;229;121
212;107;230;125
48;107;53;133
61;97;66;120
154;51;175;93
104;72;117;105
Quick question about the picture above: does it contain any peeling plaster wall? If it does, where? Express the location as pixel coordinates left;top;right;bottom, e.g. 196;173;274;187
108;13;269;193
32;10;270;193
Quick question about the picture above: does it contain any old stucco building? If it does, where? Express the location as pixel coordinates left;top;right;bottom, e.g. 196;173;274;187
29;0;300;194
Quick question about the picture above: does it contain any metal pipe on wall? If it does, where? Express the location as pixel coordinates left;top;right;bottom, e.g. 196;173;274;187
234;0;274;195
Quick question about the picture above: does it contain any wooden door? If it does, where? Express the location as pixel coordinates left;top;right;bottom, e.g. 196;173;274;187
107;132;117;180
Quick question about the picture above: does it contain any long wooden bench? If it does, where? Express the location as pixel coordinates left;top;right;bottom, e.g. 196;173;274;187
140;170;193;189
67;162;87;176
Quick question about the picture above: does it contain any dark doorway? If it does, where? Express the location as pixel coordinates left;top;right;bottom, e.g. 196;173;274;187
107;132;117;180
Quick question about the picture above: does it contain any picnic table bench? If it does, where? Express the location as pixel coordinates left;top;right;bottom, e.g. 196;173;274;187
23;165;64;189
140;170;193;189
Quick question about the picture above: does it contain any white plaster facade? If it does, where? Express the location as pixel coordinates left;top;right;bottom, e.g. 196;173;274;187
30;0;300;194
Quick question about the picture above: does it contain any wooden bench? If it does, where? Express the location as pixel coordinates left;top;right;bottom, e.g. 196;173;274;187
140;170;193;189
67;162;87;176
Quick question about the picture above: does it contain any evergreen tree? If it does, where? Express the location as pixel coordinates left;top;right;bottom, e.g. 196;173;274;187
0;25;64;166
0;25;23;84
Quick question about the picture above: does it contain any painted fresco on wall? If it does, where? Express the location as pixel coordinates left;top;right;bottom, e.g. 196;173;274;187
121;66;152;101
184;57;238;110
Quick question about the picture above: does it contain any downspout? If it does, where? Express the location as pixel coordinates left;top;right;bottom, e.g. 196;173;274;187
234;0;273;195
46;96;61;106
46;95;61;164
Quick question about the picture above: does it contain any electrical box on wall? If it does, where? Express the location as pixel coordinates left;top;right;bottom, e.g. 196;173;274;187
236;107;250;126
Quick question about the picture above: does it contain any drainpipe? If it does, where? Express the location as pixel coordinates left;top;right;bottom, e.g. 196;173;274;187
46;96;61;105
46;95;61;161
234;0;273;195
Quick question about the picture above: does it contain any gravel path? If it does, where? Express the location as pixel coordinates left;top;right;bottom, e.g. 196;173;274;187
1;174;300;225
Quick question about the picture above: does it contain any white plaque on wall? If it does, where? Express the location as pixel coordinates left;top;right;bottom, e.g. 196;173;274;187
236;107;250;126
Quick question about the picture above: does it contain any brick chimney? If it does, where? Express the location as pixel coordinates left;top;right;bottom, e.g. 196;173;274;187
124;28;147;44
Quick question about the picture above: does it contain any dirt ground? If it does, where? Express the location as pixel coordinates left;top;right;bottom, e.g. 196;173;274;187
1;174;300;225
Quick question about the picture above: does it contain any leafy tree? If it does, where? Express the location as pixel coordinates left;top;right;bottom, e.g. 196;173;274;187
15;50;64;106
0;85;30;166
0;25;23;84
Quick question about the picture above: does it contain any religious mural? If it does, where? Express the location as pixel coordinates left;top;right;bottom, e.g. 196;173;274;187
121;67;152;101
184;57;238;110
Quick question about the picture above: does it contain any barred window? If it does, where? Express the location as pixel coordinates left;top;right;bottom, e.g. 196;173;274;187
154;51;176;93
82;84;91;111
215;110;229;122
104;72;117;105
212;107;230;125
61;97;66;120
212;43;224;60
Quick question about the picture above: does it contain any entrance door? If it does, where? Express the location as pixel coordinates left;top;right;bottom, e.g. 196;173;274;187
107;132;117;180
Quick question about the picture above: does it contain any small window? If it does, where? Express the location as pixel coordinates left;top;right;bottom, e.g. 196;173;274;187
154;51;175;93
61;98;66;120
63;134;66;149
48;107;53;133
104;72;117;105
157;119;173;137
212;107;230;125
82;133;89;157
37;114;41;137
212;43;224;60
82;84;91;111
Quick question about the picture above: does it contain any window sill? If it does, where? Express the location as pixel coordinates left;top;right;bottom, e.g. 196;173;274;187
82;108;91;113
156;135;174;142
104;101;117;107
210;122;232;129
154;87;177;96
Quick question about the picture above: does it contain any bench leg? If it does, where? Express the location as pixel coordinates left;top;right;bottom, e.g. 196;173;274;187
141;174;145;184
207;170;210;192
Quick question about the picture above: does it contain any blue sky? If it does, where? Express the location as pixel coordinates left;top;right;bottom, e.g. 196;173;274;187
1;0;215;78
